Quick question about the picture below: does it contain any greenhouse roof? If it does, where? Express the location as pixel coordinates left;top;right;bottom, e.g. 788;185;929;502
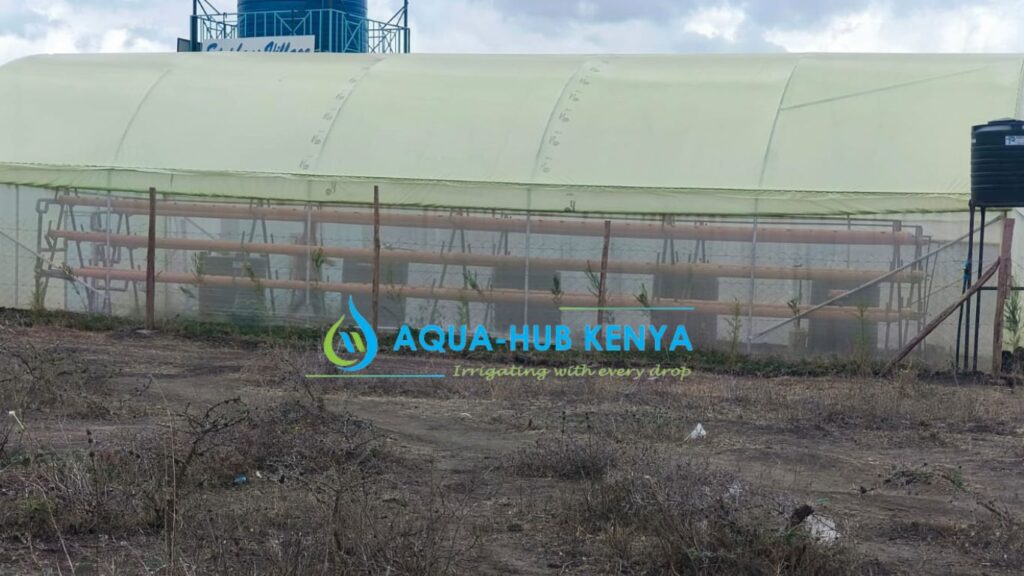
0;52;1020;215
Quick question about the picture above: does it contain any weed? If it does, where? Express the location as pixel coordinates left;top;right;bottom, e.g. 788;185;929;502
310;246;327;276
509;426;616;481
0;340;117;418
634;282;650;308
852;301;873;374
191;251;206;284
551;274;564;307
726;300;743;358
559;455;856;575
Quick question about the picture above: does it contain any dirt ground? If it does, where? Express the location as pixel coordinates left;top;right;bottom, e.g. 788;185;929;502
2;323;1023;575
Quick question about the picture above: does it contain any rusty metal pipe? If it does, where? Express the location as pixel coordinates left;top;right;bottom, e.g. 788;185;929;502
53;195;921;246
61;266;920;323
49;229;925;284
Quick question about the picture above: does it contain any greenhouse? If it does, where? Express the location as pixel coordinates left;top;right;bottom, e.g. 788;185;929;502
0;52;1017;367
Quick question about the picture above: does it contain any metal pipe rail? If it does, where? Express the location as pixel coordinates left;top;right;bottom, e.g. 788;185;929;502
49;230;926;284
52;196;924;246
58;266;923;323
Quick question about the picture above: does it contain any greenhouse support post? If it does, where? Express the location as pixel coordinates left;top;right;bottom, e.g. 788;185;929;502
746;215;758;354
372;185;381;332
973;207;988;371
992;217;1015;375
597;220;611;325
146;187;156;329
13;185;18;307
105;192;112;315
884;258;1001;375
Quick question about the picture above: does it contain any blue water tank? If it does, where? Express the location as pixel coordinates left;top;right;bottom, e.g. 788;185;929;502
319;1;367;21
237;0;368;52
238;0;307;11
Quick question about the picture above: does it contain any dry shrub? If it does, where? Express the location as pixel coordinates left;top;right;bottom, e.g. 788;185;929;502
884;500;1024;570
170;486;329;575
702;376;1022;435
955;501;1024;569
207;398;392;482
0;340;117;418
559;455;857;575
0;435;163;539
325;475;481;575
509;432;617;481
160;468;480;576
241;345;333;390
0;394;386;539
0;387;480;576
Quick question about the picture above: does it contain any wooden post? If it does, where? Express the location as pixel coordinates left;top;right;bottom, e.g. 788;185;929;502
597;220;611;325
145;187;157;330
884;258;1001;374
992;218;1015;375
372;185;381;332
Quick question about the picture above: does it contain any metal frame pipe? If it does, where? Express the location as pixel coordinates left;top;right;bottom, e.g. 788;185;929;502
59;266;923;323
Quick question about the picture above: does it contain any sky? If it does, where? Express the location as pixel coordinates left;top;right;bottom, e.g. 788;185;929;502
2;0;1024;64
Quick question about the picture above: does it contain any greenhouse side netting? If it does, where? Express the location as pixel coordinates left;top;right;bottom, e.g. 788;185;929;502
0;184;1007;369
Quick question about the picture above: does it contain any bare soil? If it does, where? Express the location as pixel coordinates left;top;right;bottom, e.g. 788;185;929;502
2;323;1023;575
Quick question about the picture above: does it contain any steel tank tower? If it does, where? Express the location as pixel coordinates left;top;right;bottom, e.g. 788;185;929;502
189;0;410;54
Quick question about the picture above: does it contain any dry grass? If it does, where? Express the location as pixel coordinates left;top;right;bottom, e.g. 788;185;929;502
508;431;618;481
488;372;1023;440
0;340;120;419
3;321;1023;575
0;366;481;575
555;450;857;575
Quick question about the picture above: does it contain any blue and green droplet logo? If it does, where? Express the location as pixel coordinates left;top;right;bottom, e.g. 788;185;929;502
323;296;378;372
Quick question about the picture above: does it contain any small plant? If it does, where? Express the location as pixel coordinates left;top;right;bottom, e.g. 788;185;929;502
456;299;470;325
457;270;482;325
30;279;45;312
726;300;743;359
634;283;651;308
787;297;808;353
551;274;564;307
584;263;601;297
384;268;402;301
853;300;873;374
57;262;76;280
509;427;616;481
191;252;207;285
1004;278;1022;352
242;261;260;289
787;297;801;329
940;467;967;492
462;269;483;295
310;247;326;276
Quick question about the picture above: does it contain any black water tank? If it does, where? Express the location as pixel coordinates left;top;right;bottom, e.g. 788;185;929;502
972;118;1024;207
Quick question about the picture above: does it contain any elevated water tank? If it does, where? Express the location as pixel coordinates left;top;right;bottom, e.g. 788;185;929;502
971;118;1024;208
237;0;368;52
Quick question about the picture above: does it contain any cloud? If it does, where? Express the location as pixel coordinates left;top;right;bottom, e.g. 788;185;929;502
409;0;766;53
764;1;1024;52
3;0;1024;65
0;0;181;64
684;5;747;43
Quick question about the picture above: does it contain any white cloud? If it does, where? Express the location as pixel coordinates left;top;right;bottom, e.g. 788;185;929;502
683;5;746;43
0;0;180;64
764;2;1024;53
408;0;729;53
4;0;1024;65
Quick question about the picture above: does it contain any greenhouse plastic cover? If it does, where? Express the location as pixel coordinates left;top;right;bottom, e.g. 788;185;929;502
0;52;1021;215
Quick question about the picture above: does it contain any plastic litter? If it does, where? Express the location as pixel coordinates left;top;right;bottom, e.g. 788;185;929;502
806;514;840;544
